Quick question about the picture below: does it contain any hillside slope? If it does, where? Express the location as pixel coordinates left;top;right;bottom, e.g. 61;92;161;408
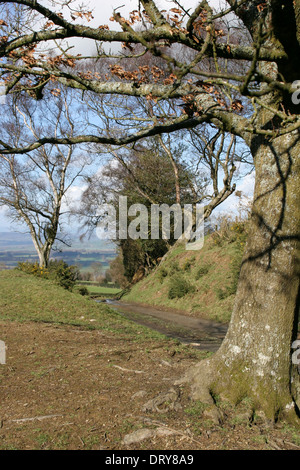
124;229;246;324
0;270;164;341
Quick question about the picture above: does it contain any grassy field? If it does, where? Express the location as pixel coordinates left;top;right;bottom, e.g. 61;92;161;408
80;285;122;296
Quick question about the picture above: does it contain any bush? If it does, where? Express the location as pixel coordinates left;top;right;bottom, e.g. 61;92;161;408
214;248;244;300
228;248;244;294
157;266;168;283
17;260;79;291
183;258;194;272
168;261;180;276
228;221;248;247
215;287;228;300
195;264;210;280
74;285;89;296
210;216;248;247
17;261;48;278
168;274;195;299
48;260;79;291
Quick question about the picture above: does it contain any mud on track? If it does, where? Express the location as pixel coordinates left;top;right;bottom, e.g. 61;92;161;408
104;300;228;352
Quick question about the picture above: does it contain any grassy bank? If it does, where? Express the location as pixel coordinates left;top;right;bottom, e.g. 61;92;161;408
124;231;246;324
0;270;166;343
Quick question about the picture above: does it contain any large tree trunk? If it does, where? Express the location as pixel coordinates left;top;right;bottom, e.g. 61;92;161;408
180;130;300;424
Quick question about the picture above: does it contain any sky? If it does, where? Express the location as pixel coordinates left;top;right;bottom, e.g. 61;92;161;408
0;0;251;234
59;0;226;55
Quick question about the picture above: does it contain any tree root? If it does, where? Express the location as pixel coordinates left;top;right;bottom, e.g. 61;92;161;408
142;356;300;427
142;387;182;414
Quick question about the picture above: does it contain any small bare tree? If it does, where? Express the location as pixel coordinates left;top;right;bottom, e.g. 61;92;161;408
0;89;90;267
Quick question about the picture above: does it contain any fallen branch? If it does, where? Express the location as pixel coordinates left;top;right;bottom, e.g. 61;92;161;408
9;414;64;424
112;365;145;374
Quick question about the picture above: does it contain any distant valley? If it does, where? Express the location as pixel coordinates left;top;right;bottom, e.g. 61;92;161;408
0;232;116;273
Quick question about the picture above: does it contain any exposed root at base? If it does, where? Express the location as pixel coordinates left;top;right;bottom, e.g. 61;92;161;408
142;358;300;427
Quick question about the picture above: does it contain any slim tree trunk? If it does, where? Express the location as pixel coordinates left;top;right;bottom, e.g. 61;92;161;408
180;130;300;423
37;248;49;269
36;236;56;268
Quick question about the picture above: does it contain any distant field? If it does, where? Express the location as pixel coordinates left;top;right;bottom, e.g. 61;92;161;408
84;286;121;294
0;249;116;273
78;284;122;297
0;231;116;274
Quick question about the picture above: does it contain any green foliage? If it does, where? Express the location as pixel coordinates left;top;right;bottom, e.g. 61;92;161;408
228;248;244;294
215;287;228;300
185;400;210;417
168;260;180;276
183;256;195;272
195;264;210;280
17;260;79;291
157;266;168;283
17;261;48;278
215;245;244;300
74;285;89;296
48;260;79;291
229;221;248;248
211;217;248;247
168;274;195;299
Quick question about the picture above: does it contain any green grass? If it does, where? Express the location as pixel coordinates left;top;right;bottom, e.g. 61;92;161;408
0;270;168;343
124;234;244;323
81;285;122;295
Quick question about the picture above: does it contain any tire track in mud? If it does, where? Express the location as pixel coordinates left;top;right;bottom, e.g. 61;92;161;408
101;300;228;352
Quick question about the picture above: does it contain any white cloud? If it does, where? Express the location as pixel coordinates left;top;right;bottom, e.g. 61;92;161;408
45;0;227;55
0;206;13;232
62;184;88;212
214;171;255;218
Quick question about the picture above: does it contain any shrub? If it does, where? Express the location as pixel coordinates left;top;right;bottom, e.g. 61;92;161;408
157;266;168;283
168;274;195;299
48;260;79;291
183;259;192;272
215;287;228;300
228;248;244;294
210;215;248;247
17;260;79;291
228;221;248;247
195;264;210;280
214;248;244;300
17;261;48;278
168;261;180;276
75;286;89;296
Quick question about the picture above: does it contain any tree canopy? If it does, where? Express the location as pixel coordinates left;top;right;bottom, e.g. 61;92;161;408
0;0;298;151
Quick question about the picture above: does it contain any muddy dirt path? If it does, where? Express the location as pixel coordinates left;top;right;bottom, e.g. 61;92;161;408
101;300;228;352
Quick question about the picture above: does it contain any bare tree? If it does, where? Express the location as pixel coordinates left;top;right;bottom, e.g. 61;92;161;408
0;0;299;422
0;89;90;266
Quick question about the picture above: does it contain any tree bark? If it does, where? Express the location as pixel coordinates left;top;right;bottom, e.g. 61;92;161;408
37;250;48;269
180;130;300;423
